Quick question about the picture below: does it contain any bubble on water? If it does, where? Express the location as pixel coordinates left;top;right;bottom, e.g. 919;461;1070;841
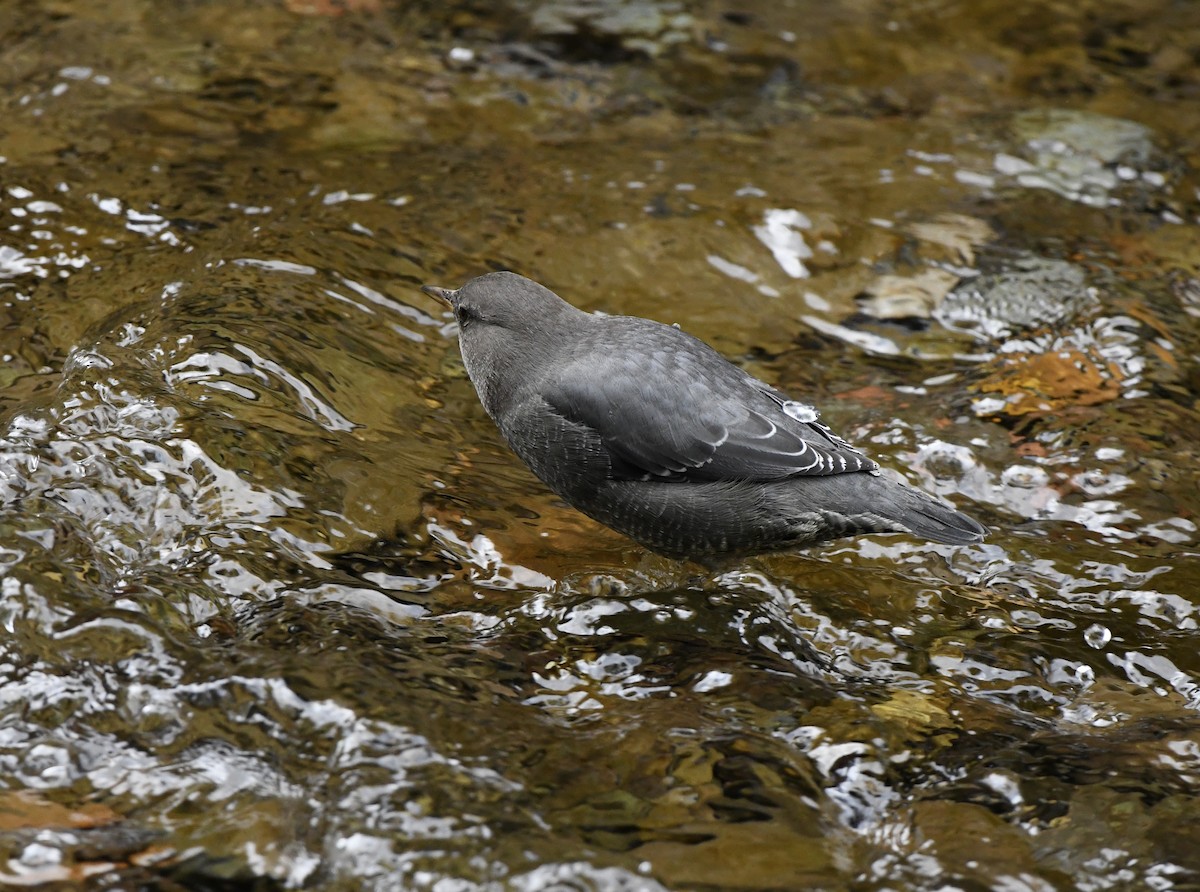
1001;465;1050;489
1084;624;1111;649
910;440;980;483
1072;469;1132;497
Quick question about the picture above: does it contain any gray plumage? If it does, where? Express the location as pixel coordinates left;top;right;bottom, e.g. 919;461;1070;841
422;271;986;562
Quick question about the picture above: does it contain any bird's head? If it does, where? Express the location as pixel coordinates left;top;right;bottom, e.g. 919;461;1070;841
423;271;577;337
422;271;585;401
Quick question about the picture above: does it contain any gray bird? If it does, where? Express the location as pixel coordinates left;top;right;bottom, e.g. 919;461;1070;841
422;272;986;563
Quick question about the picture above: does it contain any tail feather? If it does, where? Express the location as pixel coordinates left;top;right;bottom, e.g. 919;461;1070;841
883;483;988;544
783;472;987;546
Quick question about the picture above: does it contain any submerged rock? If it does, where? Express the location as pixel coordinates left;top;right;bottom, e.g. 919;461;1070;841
935;256;1096;341
514;0;695;58
996;109;1166;208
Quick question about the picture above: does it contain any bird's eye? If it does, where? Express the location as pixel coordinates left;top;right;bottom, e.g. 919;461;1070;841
455;305;478;326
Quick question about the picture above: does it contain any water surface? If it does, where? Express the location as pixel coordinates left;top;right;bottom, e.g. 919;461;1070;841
1;0;1199;889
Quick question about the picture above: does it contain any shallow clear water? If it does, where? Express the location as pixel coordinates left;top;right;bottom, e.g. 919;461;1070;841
1;0;1199;889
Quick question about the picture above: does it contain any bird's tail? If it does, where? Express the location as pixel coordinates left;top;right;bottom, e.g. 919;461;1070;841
781;472;987;546
877;479;988;544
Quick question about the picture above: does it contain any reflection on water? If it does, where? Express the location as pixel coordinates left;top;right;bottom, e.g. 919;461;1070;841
1;0;1200;889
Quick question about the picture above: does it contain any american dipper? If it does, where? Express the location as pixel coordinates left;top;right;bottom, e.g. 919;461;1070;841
422;272;986;562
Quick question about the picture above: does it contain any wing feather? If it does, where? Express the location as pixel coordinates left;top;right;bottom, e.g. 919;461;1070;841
541;320;877;482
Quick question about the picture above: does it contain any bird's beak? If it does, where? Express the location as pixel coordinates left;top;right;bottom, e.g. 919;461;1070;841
421;284;456;308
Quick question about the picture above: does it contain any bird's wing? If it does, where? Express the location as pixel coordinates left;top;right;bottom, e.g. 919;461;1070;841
541;325;877;482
